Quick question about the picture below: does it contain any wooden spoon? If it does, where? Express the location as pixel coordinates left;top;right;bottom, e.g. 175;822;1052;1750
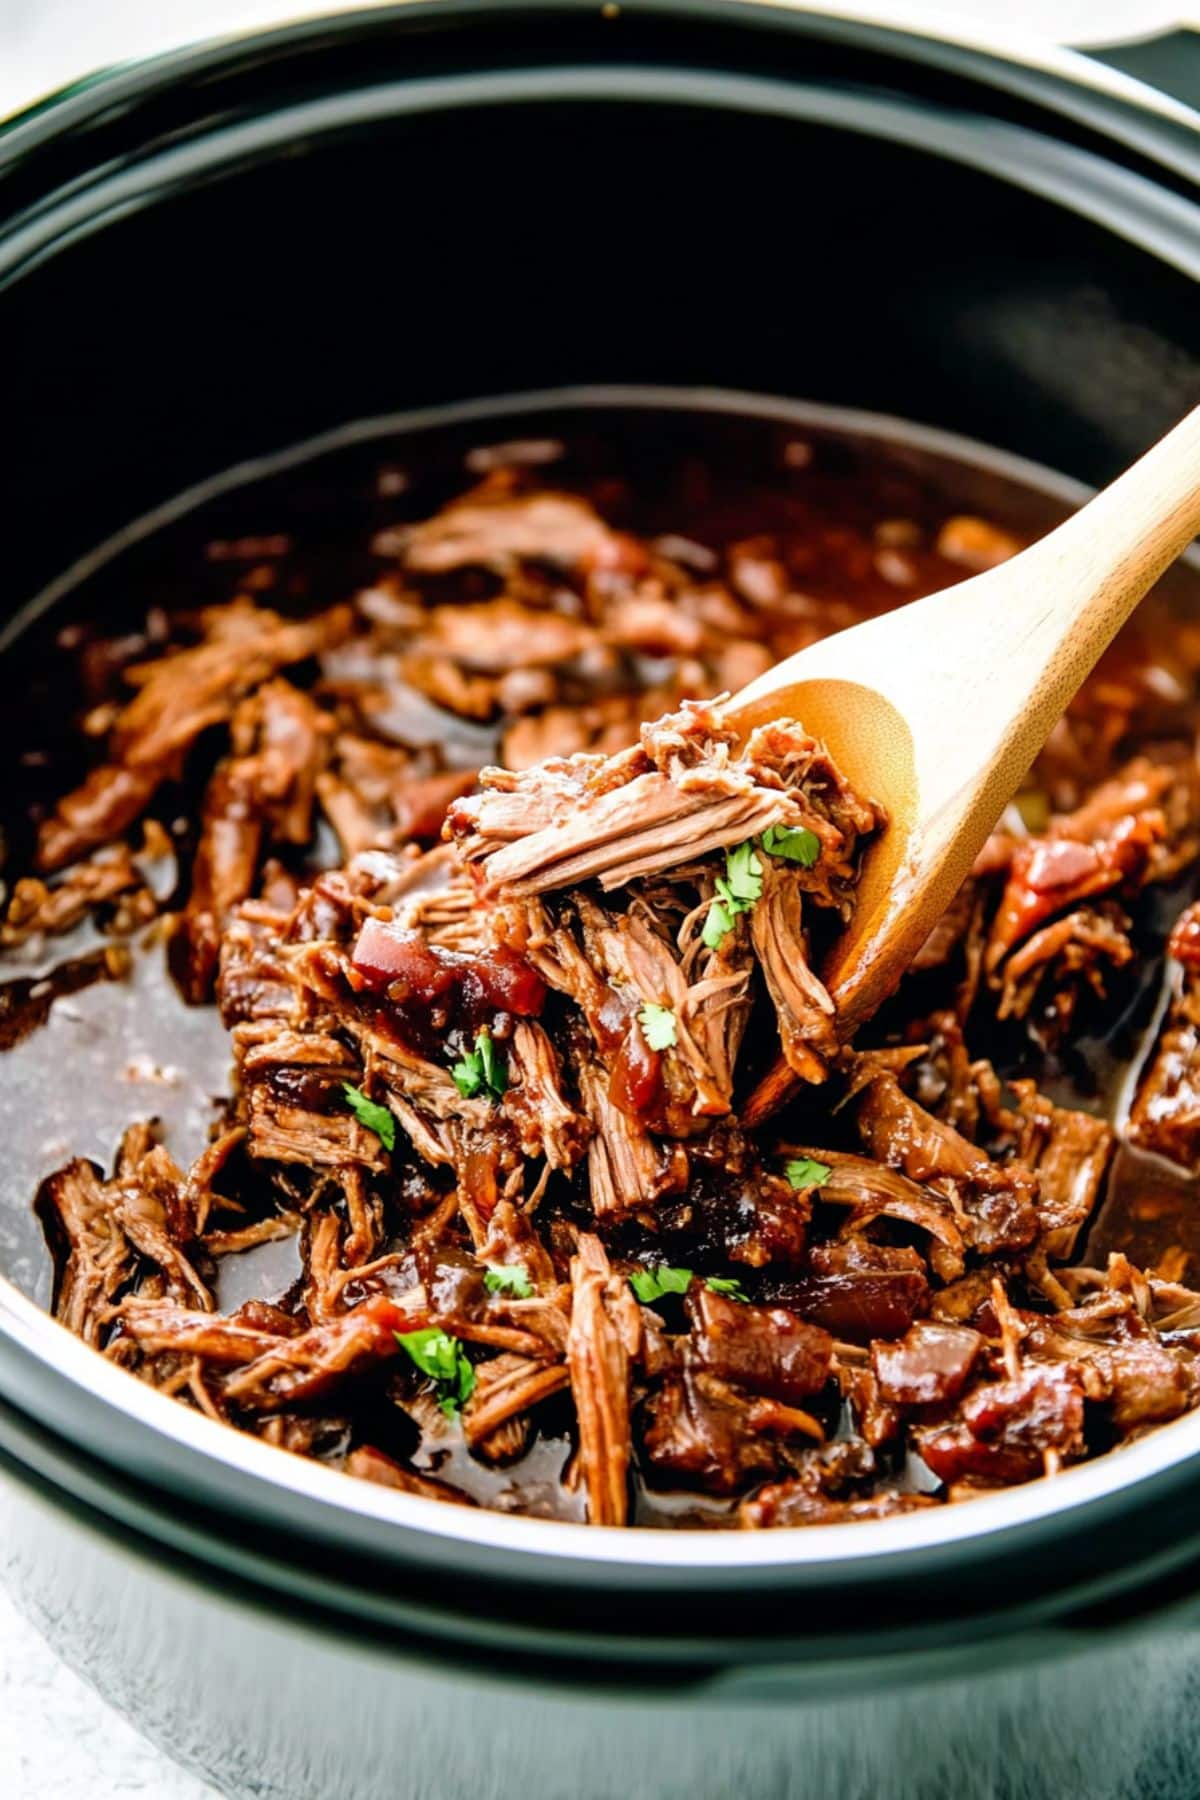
722;403;1200;1065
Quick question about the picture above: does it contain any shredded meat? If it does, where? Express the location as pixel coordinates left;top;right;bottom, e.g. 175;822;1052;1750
872;1320;982;1405
2;839;160;947
567;1235;640;1525
463;1352;570;1459
740;1439;938;1527
16;440;1200;1532
916;1367;1086;1485
38;1160;137;1348
979;755;1200;1040
1129;960;1200;1170
750;860;838;1080
400;482;639;578
35;764;163;874
449;702;883;901
643;1367;794;1493
578;1057;688;1219
345;1445;474;1504
174;681;333;1001
37;602;350;871
687;1284;831;1404
222;1295;420;1409
853;1066;1040;1258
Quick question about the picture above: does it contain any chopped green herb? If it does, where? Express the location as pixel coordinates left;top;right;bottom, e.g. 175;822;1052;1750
483;1263;535;1299
341;1082;396;1152
701;897;736;952
451;1029;508;1102
705;1276;750;1303
785;1156;833;1191
702;840;764;951
723;839;764;905
762;824;821;868
629;1264;693;1304
451;1056;480;1099
478;1029;506;1096
638;1002;678;1051
396;1327;461;1385
395;1327;476;1416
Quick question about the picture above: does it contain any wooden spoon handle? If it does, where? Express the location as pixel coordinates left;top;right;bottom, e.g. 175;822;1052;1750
856;405;1200;993
992;402;1200;747
803;403;1200;916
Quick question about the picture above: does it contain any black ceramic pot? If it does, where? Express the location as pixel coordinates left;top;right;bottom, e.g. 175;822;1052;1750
2;8;1200;1797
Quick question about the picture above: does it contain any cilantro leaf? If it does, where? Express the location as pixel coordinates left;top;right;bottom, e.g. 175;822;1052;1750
702;897;735;952
341;1082;396;1152
724;840;764;905
629;1264;693;1303
702;841;764;951
483;1263;535;1299
762;824;821;868
638;1002;678;1051
451;1029;507;1102
451;1047;483;1098
705;1275;750;1302
396;1327;460;1384
395;1327;476;1416
478;1029;507;1098
785;1156;833;1191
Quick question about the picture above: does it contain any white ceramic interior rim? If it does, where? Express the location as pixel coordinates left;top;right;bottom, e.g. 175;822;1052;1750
1;0;1198;134
5;380;1200;1574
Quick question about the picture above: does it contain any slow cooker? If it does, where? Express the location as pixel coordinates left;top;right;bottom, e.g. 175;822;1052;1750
2;6;1200;1796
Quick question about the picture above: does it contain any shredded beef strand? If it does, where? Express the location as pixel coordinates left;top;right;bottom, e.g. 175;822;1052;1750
567;1234;640;1525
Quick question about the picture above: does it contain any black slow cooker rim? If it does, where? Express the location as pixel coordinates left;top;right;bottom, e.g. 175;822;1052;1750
0;0;1197;154
1;2;1200;1618
0;0;1196;306
0;0;1198;206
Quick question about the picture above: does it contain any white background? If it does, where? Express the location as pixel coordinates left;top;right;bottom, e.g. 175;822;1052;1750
0;1;1192;1796
0;0;1192;123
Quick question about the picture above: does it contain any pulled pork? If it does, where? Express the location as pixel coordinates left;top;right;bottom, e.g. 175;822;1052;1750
13;438;1200;1531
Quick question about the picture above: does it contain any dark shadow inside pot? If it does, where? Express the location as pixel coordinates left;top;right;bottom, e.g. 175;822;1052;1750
5;74;1199;616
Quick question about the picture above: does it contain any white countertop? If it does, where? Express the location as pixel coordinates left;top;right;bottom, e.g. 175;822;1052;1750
0;1548;216;1796
0;0;1192;1794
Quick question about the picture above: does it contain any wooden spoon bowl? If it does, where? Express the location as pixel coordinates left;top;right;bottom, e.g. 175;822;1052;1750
722;403;1200;1040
